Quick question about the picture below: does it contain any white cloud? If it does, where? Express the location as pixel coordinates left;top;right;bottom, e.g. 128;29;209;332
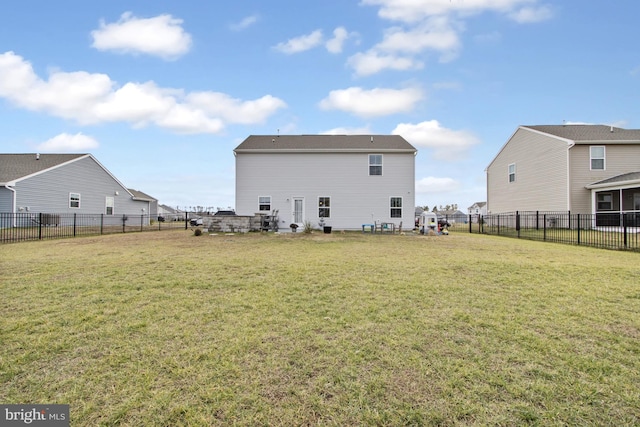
0;51;286;134
321;125;373;135
186;92;287;125
347;50;422;76
91;12;192;60
392;120;480;159
509;5;553;23
230;14;259;31
360;0;539;23
273;30;324;54
36;133;99;153
319;86;423;118
325;27;355;54
416;176;461;194
353;0;552;75
376;18;460;55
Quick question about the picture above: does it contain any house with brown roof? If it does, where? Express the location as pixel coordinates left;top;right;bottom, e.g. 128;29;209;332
486;125;640;225
234;135;417;231
0;153;152;226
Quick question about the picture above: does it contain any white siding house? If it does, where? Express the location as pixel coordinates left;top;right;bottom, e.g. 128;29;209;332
234;135;417;231
487;125;640;224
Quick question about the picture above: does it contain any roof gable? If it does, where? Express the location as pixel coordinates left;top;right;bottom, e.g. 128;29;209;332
523;125;640;143
234;135;417;153
0;153;88;183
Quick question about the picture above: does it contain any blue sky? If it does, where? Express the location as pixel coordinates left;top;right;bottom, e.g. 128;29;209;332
1;0;639;212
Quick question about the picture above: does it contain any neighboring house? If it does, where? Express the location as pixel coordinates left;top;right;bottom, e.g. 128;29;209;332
468;201;487;223
128;189;158;217
234;135;417;231
486;125;640;224
435;209;467;223
0;153;150;226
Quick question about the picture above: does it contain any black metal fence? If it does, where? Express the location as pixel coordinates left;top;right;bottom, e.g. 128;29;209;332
459;211;640;252
0;212;189;243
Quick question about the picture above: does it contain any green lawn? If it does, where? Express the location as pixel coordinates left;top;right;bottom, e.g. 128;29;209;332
1;230;639;426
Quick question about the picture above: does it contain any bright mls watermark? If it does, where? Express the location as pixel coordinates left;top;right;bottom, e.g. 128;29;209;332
1;405;69;426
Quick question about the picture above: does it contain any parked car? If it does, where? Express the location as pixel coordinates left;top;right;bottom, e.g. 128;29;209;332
189;218;203;226
214;210;236;216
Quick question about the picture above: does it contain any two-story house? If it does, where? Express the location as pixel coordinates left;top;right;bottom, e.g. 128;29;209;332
234;135;417;231
486;125;640;225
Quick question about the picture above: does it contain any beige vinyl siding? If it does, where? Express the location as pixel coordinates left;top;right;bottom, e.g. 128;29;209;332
487;128;569;213
236;151;415;230
569;144;640;213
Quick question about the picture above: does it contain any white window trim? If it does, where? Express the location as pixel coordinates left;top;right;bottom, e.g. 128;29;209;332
390;196;403;218
369;154;383;176
318;196;331;219
590;146;606;171
508;163;516;183
69;192;81;209
105;196;115;215
259;196;271;211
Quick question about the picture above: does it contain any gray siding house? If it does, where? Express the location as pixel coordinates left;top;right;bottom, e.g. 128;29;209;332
1;153;151;226
487;125;640;224
234;135;417;231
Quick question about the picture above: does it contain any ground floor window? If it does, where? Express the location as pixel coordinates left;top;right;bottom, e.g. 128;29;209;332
105;196;114;215
390;197;402;218
69;192;80;208
318;197;330;218
259;196;271;211
597;193;612;210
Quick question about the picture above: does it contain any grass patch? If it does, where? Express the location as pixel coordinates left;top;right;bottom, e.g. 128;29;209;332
1;230;639;425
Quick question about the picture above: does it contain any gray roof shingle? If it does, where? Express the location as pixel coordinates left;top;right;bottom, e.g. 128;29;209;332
0;153;87;183
523;125;640;142
234;135;417;152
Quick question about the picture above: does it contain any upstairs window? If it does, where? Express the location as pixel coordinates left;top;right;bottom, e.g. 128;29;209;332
590;146;605;170
508;163;516;183
318;197;330;218
259;196;271;211
390;197;402;218
369;154;382;176
69;193;80;209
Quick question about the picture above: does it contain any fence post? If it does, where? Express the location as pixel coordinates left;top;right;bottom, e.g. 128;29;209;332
38;212;43;240
568;210;571;229
185;213;188;230
469;215;472;233
577;214;581;245
516;211;520;238
73;213;77;237
122;214;126;233
100;214;104;235
536;211;539;230
543;214;547;241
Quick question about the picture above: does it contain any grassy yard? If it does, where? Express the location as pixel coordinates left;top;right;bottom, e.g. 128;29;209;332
1;230;639;426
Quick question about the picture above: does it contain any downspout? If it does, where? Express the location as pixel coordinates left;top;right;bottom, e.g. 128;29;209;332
4;184;17;227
